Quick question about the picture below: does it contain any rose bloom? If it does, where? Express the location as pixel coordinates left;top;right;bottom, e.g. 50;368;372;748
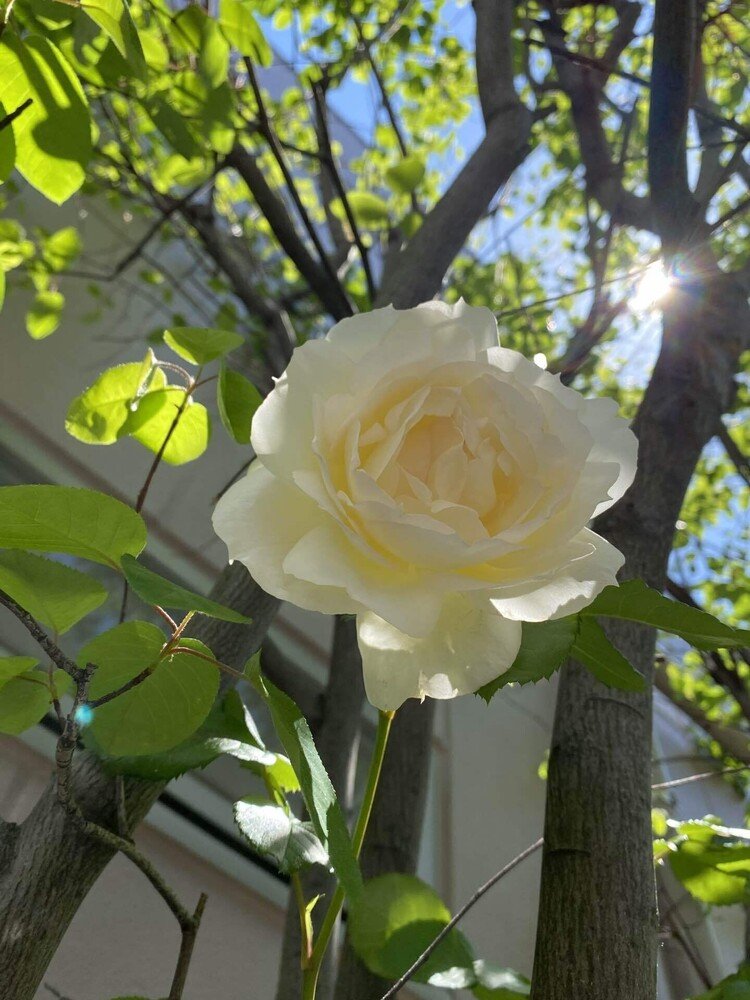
213;302;637;711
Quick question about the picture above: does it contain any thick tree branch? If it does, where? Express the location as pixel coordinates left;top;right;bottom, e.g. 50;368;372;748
379;0;531;307
242;59;353;320
648;0;699;248
226;144;353;320
540;5;655;232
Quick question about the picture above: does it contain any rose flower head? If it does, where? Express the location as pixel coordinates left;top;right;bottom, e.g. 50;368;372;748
213;301;637;711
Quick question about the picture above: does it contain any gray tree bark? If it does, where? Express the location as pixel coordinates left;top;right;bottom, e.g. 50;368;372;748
0;565;279;1000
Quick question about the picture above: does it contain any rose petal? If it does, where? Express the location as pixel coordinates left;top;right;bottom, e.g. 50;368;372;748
212;463;361;615
487;528;624;620
282;523;443;637
357;594;522;711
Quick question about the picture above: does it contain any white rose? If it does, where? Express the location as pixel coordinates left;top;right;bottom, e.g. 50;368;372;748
213;301;637;711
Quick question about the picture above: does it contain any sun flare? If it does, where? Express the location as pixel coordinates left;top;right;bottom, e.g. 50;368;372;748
630;262;672;313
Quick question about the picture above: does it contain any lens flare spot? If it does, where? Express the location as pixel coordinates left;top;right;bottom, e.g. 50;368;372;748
74;704;94;727
630;262;671;313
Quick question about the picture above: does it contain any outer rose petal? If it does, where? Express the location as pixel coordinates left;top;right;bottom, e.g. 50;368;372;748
212;463;362;615
577;396;638;517
282;522;443;637
251;338;355;485
357;594;522;711
487;528;624;621
327;299;498;364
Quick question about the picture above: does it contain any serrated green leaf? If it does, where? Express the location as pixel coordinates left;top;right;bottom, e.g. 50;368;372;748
478;618;578;702
217;364;261;444
80;0;145;71
572;617;646;692
121;554;251;623
234;797;329;873
66;356;164;445
0;485;146;569
26;289;64;339
349;874;475;986
163;326;244;365
584;580;750;650
0;550;107;634
251;670;363;900
123;388;210;465
0;32;91;203
83;622;219;756
385;155;425;194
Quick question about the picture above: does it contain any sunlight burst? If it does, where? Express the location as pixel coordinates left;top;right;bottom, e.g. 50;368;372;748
630;262;672;313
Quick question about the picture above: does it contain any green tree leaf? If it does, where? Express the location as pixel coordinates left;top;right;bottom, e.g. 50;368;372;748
42;226;82;271
0;550;107;634
0;102;16;183
163;326;244;365
217;364;261;444
147;97;201;159
123;388;210;465
571;618;646;692
385;155;426;194
669;840;750;906
80;0;145;71
25;289;64;339
121;554;251;623
92;690;261;779
0;485;146;568
251;669;363;901
348;873;475;985
583;580;750;650
234;797;329;873
83;622;219;756
0;32;92;203
0;656;39;691
0;667;69;735
66;355;164;444
478;618;578;702
343;192;390;228
217;0;272;64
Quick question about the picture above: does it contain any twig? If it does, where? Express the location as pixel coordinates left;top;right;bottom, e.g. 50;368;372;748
0;588;84;682
311;81;376;302
0;97;32;132
379;836;544;999
135;374;197;513
651;764;750;791
87;662;155;708
169;892;208;1000
523;33;750;143
243;57;353;318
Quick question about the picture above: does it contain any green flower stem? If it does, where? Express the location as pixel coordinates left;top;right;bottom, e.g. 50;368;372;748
301;708;395;1000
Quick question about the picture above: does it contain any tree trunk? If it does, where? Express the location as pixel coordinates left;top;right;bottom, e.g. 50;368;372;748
0;564;279;1000
530;258;749;1000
